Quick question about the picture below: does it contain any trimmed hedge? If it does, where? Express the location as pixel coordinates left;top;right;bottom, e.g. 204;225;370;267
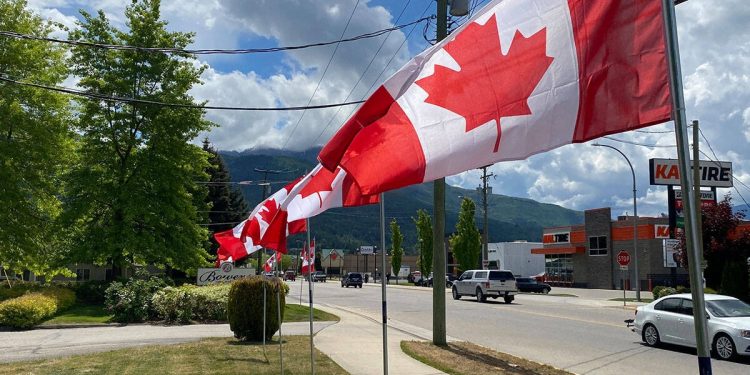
0;288;76;329
151;283;233;323
227;276;286;341
104;276;169;323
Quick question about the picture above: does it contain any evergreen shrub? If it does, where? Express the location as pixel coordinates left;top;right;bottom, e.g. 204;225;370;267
227;276;286;341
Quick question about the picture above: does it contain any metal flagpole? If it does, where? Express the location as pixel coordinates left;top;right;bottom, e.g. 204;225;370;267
276;252;284;374
380;193;389;375
661;1;712;373
306;219;315;375
262;250;267;358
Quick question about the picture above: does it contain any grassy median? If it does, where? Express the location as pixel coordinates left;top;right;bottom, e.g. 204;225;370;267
401;341;572;375
0;336;347;375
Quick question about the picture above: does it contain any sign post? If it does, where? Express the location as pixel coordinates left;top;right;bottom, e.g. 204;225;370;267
617;251;631;306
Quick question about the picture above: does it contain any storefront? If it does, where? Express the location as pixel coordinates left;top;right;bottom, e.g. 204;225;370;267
531;207;689;290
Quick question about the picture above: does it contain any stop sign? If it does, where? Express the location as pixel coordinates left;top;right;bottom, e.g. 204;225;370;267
617;250;631;266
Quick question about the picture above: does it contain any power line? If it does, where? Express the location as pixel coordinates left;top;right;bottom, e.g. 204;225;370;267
602;135;676;148
0;17;431;55
281;0;361;150
314;1;433;145
0;75;364;111
311;0;414;145
695;130;750;208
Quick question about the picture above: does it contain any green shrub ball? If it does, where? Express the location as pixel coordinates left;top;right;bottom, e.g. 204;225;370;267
227;276;286;342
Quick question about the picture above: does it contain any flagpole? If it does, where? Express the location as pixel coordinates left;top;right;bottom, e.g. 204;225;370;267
661;1;711;374
380;193;389;375
276;252;284;374
306;219;315;375
262;250;267;358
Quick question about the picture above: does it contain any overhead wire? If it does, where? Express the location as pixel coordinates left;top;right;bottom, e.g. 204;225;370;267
311;0;414;146
0;75;364;111
314;0;433;145
0;17;431;55
281;0;362;150
602;135;676;148
696;129;750;208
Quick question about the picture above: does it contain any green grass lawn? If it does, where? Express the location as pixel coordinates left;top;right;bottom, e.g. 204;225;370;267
42;303;113;325
0;336;347;375
285;303;340;322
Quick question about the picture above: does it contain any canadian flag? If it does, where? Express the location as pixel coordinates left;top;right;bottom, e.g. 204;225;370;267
286;164;379;221
213;179;307;262
301;239;316;275
258;164;378;253
319;0;671;195
263;251;282;273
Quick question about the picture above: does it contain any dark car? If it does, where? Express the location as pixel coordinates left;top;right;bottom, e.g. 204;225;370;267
426;273;457;288
312;271;327;282
283;270;296;281
516;277;551;294
341;272;363;288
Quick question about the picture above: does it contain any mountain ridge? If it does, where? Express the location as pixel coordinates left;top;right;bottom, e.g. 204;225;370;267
220;149;584;253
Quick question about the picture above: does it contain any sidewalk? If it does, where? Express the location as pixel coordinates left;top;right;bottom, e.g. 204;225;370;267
312;303;446;375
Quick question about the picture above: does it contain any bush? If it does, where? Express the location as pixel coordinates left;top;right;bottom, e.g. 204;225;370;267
0;287;76;329
651;286;665;299
227;276;286;341
704;287;718;294
104;276;169;323
657;287;677;299
675;285;689;294
185;283;232;322
74;280;111;304
152;287;194;324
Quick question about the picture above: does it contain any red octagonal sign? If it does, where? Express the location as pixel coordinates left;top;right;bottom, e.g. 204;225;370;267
617;251;631;267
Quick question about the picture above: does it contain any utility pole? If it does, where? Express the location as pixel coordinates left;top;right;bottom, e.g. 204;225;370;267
432;0;449;347
479;165;494;269
254;167;286;274
692;120;705;286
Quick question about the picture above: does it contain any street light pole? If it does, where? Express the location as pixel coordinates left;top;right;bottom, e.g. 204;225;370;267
593;143;641;301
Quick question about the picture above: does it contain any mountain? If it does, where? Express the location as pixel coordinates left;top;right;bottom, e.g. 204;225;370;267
220;149;583;253
734;204;749;216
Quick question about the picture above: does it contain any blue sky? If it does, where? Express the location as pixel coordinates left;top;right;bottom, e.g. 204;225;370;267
26;0;750;218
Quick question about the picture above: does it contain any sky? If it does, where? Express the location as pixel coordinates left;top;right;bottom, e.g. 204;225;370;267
25;0;750;219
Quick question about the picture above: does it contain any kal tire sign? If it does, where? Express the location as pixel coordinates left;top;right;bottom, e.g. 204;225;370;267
649;158;732;187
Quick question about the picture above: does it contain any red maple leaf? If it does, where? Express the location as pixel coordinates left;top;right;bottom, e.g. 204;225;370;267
258;198;279;225
299;168;338;207
416;15;553;152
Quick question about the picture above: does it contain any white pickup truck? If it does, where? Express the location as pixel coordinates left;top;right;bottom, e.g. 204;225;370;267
452;269;517;304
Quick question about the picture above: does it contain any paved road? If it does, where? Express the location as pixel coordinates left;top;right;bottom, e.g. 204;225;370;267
290;280;750;374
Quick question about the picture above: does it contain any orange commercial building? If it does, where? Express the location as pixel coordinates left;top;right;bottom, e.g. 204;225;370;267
532;207;689;290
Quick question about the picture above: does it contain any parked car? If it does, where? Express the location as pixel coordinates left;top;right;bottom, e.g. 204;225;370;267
452;270;517;304
515;277;551;294
312;271;327;282
633;293;750;360
283;270;296;281
407;271;421;283
341;272;363;288
426;273;457;288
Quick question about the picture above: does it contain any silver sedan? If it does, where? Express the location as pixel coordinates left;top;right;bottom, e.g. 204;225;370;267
633;293;750;360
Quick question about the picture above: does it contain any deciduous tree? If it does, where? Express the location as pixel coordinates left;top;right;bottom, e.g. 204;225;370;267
414;209;433;277
390;219;403;284
0;0;73;277
450;198;481;273
63;0;213;273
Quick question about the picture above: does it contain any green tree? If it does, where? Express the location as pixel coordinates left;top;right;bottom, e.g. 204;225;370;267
63;0;213;273
679;195;750;300
390;219;404;284
0;0;73;277
450;198;481;273
203;139;249;257
414;209;433;276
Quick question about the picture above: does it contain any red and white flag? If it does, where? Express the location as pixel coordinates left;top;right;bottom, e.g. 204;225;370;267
319;0;671;195
263;251;282;273
301;238;316;275
213;179;307;262
258;164;378;253
286;164;379;222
